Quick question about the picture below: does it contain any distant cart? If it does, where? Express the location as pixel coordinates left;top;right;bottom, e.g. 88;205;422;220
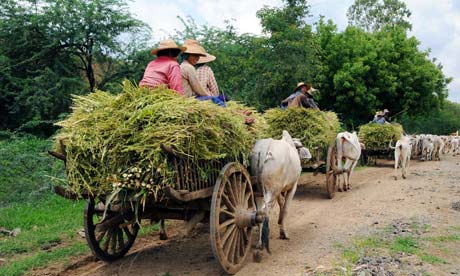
361;145;395;165
50;143;265;275
297;143;341;199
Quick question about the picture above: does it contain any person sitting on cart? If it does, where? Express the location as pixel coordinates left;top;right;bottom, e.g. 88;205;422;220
180;39;227;107
181;39;254;124
281;82;319;110
139;39;186;95
372;109;391;124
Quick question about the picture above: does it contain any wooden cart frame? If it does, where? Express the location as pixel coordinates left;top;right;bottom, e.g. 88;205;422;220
299;144;340;199
50;144;265;275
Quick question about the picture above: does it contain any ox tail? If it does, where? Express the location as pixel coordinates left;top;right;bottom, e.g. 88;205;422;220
388;140;396;150
261;216;271;254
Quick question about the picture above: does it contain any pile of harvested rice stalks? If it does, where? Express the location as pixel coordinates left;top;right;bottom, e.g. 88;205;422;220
54;81;266;199
358;123;403;150
263;108;341;150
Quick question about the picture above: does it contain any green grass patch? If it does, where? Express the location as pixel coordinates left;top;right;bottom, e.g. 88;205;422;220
336;222;460;273
419;254;448;264
0;242;87;276
0;195;85;257
0;194;87;275
391;236;418;254
425;234;460;243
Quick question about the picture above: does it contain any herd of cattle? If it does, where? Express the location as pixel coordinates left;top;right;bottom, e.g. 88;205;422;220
248;130;460;255
391;134;460;180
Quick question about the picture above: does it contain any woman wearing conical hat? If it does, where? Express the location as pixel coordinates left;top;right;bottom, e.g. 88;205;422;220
180;39;212;98
196;53;219;96
139;39;186;94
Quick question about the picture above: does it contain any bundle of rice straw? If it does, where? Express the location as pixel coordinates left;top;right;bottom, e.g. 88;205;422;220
54;81;266;198
358;123;403;150
263;108;340;150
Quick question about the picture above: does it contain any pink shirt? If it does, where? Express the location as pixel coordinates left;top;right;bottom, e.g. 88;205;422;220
139;56;184;95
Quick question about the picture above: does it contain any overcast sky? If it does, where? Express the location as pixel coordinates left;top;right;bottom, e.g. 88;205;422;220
129;0;460;102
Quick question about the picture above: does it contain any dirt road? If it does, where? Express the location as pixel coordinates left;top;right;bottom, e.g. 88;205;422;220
39;155;460;276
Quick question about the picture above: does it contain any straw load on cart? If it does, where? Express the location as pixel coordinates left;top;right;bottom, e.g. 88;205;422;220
263;108;340;153
53;81;266;200
358;123;404;164
358;123;403;150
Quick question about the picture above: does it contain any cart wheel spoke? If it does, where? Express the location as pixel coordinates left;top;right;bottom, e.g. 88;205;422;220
233;230;241;263
220;208;235;218
219;218;235;231
225;180;238;206
117;228;125;251
224;228;237;260
222;194;236;212
221;224;236;246
239;229;246;256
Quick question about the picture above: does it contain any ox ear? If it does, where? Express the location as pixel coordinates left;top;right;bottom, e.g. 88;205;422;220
298;147;312;160
292;138;303;148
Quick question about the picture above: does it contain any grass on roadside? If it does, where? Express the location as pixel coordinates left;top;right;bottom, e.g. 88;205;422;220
0;136;164;276
0;194;87;276
331;221;460;275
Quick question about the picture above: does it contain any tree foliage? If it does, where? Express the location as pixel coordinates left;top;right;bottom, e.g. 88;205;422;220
173;0;320;110
0;0;150;131
400;101;460;135
0;0;455;136
347;0;412;32
314;18;449;127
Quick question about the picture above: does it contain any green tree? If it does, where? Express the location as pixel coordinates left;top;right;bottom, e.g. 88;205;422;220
400;101;460;135
314;18;450;127
0;0;86;130
0;0;150;132
174;0;320;110
347;0;412;32
41;0;149;92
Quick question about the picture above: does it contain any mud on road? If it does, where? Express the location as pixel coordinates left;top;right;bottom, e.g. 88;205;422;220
33;156;460;276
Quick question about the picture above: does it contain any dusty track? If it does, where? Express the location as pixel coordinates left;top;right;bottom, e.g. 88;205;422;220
33;155;460;276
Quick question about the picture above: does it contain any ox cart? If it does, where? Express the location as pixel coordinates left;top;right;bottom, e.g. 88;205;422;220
50;144;266;275
299;143;341;199
361;146;394;165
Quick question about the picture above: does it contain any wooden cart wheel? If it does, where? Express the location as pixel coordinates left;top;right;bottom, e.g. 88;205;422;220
84;197;139;262
326;143;338;199
210;162;257;275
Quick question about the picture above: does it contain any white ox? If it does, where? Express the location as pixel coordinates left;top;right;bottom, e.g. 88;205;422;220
420;135;434;161
432;136;445;161
250;130;311;253
389;135;412;179
335;131;362;192
452;138;460;156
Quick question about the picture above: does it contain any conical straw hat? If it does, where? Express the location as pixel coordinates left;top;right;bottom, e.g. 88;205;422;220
151;39;186;55
197;53;216;64
183;39;207;56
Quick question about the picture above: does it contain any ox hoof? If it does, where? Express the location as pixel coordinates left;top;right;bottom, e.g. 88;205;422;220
394;176;397;180
279;231;289;240
338;188;343;192
402;175;406;179
253;250;262;263
159;232;168;240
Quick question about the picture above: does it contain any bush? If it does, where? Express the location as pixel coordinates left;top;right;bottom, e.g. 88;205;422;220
0;137;65;206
